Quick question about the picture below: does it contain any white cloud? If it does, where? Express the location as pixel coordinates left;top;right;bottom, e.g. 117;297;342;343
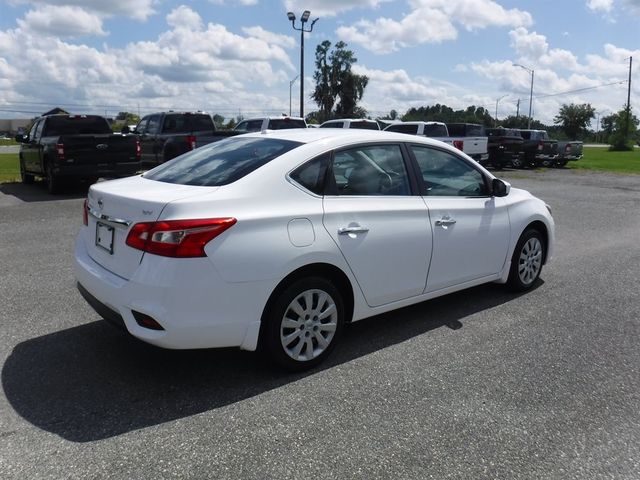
9;0;157;21
210;0;258;5
283;0;391;17
338;0;532;54
587;0;614;12
17;5;107;38
166;5;204;31
242;26;296;48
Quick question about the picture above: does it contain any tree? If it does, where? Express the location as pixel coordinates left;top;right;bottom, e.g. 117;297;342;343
553;103;595;139
115;111;140;125
311;40;368;122
606;106;639;151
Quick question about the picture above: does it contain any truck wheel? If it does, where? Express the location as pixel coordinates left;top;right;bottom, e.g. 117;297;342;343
541;159;553;168
511;156;524;169
45;162;62;194
19;158;34;184
556;159;568;168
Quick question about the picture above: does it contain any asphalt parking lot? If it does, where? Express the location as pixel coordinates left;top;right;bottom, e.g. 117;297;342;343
0;169;639;479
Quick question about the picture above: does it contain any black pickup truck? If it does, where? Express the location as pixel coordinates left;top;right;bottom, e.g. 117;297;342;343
16;114;142;193
485;127;524;169
517;129;559;168
130;111;239;166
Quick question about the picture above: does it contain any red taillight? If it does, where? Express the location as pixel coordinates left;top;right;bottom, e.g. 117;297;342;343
125;218;236;258
453;140;463;151
56;143;65;160
135;139;141;159
82;199;88;226
186;135;196;150
565;144;571;154
537;141;544;151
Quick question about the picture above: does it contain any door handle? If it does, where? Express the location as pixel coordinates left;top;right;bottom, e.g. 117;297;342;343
435;217;456;227
338;226;370;235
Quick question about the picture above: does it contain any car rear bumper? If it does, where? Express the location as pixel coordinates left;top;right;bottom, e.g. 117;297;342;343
74;235;268;351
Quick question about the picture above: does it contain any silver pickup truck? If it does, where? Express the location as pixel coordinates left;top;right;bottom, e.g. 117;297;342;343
383;121;489;163
556;140;583;166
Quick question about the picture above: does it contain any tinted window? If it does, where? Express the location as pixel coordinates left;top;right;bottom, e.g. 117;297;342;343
268;119;307;130
289;152;330;195
411;146;487;197
144;137;301;186
350;121;379;130
446;124;465;136
423;124;448;137
43;116;111;136
520;130;532;140
146;115;161;135
234;120;263;132
163;114;214;133
330;145;410;196
384;124;419;134
136;117;149;134
466;124;485;136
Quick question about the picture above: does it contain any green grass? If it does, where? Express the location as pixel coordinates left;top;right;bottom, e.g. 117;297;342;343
0;153;20;183
0;138;18;146
568;147;640;174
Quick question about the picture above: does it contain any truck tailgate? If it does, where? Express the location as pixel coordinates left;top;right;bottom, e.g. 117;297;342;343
58;134;138;165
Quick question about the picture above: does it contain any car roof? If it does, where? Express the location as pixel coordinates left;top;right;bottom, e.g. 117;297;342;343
238;127;456;149
241;116;305;121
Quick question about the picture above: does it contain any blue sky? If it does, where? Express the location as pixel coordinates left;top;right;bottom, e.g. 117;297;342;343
0;0;638;124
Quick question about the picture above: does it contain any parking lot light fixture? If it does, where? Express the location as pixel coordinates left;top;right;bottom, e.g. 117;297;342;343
287;10;319;119
513;63;534;129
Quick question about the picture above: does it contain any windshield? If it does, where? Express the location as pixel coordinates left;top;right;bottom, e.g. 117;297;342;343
143;137;302;186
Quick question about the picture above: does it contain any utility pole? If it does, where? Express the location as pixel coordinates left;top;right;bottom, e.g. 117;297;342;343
625;56;632;142
516;99;520;117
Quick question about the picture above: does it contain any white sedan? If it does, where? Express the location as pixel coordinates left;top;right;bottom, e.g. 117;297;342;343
74;129;554;370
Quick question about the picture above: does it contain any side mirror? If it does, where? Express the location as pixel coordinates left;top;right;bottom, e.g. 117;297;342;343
492;178;510;197
14;134;26;143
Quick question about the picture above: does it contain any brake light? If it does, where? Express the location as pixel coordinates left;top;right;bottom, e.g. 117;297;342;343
186;135;196;150
537;141;543;151
56;143;65;160
565;144;571;154
83;199;88;226
126;218;236;258
453;140;463;151
135;139;141;159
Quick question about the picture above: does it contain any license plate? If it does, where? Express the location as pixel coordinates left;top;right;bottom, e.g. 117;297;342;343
95;222;115;254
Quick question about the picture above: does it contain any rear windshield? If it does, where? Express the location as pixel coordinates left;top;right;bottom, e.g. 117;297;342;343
143;137;302;186
423;124;448;137
350;121;379;130
268;119;307;130
447;124;485;136
44;116;111;136
162;114;214;133
384;124;418;134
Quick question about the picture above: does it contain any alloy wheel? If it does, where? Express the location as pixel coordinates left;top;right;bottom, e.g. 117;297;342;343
518;237;543;285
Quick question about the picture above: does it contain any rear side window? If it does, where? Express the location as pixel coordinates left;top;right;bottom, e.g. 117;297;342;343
320;121;343;128
385;124;419;134
144;137;301;186
43;116;112;136
289;152;331;195
268;119;307;130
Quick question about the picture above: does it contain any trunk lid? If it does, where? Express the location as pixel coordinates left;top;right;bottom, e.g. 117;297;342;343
83;176;218;279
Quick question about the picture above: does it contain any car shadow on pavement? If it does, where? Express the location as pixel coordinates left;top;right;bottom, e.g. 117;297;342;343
2;282;539;443
0;181;89;202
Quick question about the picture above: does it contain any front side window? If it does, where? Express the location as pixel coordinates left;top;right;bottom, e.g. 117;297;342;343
411;146;487;197
144;137;301;186
145;115;161;135
330;144;410;196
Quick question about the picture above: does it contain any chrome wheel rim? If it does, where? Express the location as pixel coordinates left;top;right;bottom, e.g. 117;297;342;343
518;237;543;285
280;289;338;362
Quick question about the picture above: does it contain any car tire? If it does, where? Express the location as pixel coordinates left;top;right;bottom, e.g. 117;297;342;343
19;157;34;184
45;161;61;194
262;277;344;371
507;229;545;292
511;155;524;169
541;158;553;168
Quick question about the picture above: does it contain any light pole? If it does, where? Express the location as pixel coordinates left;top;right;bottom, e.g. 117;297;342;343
287;10;318;119
495;94;508;126
513;63;534;128
289;75;299;116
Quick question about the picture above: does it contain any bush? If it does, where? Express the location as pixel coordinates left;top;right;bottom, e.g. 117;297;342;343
608;132;635;151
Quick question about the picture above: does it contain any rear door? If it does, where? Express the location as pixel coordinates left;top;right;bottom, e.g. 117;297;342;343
409;145;510;292
138;114;162;165
322;143;432;307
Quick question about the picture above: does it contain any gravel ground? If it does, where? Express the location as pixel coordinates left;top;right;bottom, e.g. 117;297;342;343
0;168;639;479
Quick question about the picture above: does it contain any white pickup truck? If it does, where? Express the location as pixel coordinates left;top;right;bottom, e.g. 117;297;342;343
383;121;488;163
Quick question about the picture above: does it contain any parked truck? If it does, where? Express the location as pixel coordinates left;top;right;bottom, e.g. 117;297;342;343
131;111;239;166
517;129;559;168
486;127;524;169
16;114;142;193
445;123;489;163
556;140;583;166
